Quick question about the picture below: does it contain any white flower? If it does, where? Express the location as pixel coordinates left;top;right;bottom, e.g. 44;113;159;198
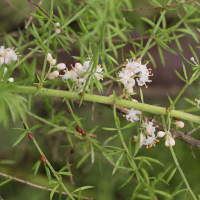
75;63;84;75
74;77;89;92
0;47;19;65
94;65;103;80
124;82;135;94
143;132;158;148
118;68;134;85
51;59;56;65
142;121;156;136
175;121;184;128
8;77;14;82
136;72;152;87
134;133;145;148
62;69;78;82
56;63;66;70
126;60;140;73
55;22;60;27
157;131;165;138
124;108;141;122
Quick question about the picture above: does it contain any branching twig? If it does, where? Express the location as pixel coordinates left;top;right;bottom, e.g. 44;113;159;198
5;0;30;18
115;105;200;149
28;0;74;43
187;125;200;135
25;0;44;29
66;152;75;185
0;172;92;200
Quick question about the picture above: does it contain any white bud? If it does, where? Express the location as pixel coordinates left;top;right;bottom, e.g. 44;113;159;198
52;70;59;77
56;29;61;34
132;99;138;103
48;76;54;80
8;77;14;82
157;131;165;138
0;57;4;66
165;139;169;147
190;57;195;62
4;67;7;74
51;59;57;66
75;63;84;71
47;53;53;62
56;63;66;70
175;121;184;128
169;137;175;146
55;22;60;27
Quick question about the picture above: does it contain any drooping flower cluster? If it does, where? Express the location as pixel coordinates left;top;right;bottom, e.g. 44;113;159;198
0;46;20;82
134;120;159;148
47;53;66;80
62;56;104;92
117;58;153;94
157;131;175;147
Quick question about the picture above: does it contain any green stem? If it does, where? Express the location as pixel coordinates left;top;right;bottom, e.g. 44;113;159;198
12;86;200;123
169;83;189;111
161;116;197;200
169;146;197;200
19;108;75;200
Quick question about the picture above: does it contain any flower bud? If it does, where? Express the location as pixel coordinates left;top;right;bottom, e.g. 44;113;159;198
51;70;59;77
75;63;84;71
190;57;195;62
175;121;184;128
8;77;14;82
157;131;165;138
56;29;61;34
47;53;53;62
48;76;54;80
55;22;60;27
169;137;175;146
56;63;66;70
165;139;169;147
4;67;7;74
51;59;56;65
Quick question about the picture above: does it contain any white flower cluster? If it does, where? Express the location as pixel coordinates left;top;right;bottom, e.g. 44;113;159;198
62;56;104;92
157;131;175;147
117;58;153;94
0;46;19;65
47;53;66;80
134;120;159;148
0;46;20;82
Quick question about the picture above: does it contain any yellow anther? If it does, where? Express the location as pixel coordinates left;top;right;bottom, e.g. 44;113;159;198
146;146;149;149
145;86;148;88
101;78;103;80
195;99;197;101
122;82;124;84
130;71;132;73
134;139;136;142
156;140;160;142
125;68;127;70
125;108;127;110
145;118;147;121
126;59;128;61
118;72;119;74
123;115;125;117
123;64;125;66
152;119;154;122
147;61;149;64
96;74;99;77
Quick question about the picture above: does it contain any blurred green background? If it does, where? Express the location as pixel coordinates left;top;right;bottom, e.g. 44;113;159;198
0;0;200;199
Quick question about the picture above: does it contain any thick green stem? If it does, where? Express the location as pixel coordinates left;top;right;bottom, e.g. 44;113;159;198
12;86;200;123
